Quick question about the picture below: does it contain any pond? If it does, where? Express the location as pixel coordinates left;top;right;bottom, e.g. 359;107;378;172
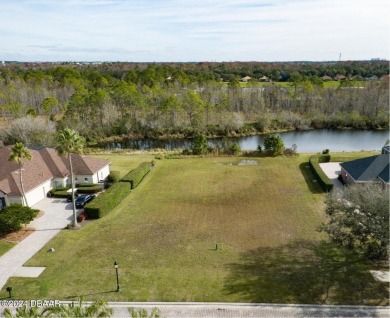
104;129;389;153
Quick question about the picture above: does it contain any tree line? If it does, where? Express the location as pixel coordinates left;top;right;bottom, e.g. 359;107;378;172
0;61;388;146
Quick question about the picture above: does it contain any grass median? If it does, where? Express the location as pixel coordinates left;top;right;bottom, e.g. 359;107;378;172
4;153;387;305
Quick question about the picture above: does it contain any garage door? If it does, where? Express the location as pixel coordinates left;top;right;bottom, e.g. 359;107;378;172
25;180;52;207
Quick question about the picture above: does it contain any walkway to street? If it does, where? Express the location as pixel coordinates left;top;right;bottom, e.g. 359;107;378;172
0;198;74;290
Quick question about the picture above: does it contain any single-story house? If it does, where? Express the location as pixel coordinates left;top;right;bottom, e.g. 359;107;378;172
258;76;270;82
242;76;252;82
0;146;110;208
321;75;333;81
340;151;389;189
334;74;347;81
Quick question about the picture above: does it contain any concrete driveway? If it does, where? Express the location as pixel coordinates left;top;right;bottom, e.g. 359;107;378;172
319;162;343;189
0;198;75;290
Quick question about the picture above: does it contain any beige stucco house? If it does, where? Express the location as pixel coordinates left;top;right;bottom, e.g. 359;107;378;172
0;146;110;208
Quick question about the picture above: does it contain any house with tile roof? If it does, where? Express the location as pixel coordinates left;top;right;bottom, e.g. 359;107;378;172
0;147;110;209
340;150;389;189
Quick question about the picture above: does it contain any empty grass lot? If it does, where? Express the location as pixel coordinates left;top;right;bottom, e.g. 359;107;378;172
3;153;388;305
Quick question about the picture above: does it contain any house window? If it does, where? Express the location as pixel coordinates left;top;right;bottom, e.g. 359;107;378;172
84;178;88;182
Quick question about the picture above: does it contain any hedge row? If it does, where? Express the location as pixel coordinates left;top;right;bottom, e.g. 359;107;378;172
106;170;121;183
84;182;130;219
120;162;151;189
309;154;333;192
77;185;102;194
50;184;102;198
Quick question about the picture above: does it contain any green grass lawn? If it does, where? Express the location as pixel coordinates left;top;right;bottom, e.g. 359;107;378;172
0;240;14;257
3;153;388;305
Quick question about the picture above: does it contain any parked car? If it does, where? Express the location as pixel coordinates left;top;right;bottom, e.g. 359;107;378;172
75;194;96;208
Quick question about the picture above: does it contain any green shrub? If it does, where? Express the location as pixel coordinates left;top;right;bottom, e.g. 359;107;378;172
52;190;70;198
264;135;284;156
106;171;121;183
84;182;130;219
0;204;39;234
120;162;151;189
309;154;333;192
48;187;69;196
77;185;102;194
76;183;97;187
192;133;208;155
230;142;241;155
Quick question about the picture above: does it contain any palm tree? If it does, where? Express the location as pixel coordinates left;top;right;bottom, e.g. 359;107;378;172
3;305;43;318
56;128;84;228
3;299;113;318
128;307;161;318
8;142;32;206
43;299;113;317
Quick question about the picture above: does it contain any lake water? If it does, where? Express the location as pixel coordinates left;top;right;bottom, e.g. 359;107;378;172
105;129;389;153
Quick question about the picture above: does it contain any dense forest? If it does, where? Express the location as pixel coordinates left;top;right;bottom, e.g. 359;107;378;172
0;60;388;146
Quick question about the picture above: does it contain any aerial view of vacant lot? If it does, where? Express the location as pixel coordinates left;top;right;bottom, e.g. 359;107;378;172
5;153;388;305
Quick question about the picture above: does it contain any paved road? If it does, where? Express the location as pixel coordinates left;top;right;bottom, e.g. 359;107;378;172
0;198;73;290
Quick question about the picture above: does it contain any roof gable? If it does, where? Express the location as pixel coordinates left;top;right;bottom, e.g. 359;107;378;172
340;154;389;182
0;147;54;195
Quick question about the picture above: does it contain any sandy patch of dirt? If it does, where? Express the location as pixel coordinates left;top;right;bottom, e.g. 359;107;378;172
1;227;36;243
0;210;43;243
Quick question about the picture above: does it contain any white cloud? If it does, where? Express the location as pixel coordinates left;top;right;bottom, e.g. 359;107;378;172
0;0;388;61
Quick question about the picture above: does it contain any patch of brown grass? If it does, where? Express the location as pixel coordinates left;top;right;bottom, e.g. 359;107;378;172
1;227;35;243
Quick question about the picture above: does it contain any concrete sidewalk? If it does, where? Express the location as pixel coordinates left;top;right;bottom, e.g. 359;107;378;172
107;302;390;318
319;162;343;189
0;198;74;290
1;301;388;318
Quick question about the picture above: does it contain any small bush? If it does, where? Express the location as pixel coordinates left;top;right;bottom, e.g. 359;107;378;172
84;182;130;219
0;204;39;234
121;162;151;189
230;142;241;155
192;133;208;155
309;154;333;192
77;211;86;222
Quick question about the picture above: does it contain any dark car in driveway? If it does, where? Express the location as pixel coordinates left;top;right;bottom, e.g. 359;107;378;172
75;194;96;208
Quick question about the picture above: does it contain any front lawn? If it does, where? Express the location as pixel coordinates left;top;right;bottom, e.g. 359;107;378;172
0;240;14;257
3;154;388;305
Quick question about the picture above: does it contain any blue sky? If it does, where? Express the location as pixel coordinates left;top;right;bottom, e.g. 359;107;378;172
0;0;389;62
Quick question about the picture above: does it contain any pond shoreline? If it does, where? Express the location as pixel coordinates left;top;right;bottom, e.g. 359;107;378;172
91;128;389;153
94;126;388;145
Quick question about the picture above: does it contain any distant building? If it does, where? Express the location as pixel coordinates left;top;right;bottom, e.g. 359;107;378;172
321;75;332;81
242;76;252;82
258;76;270;82
334;74;347;81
